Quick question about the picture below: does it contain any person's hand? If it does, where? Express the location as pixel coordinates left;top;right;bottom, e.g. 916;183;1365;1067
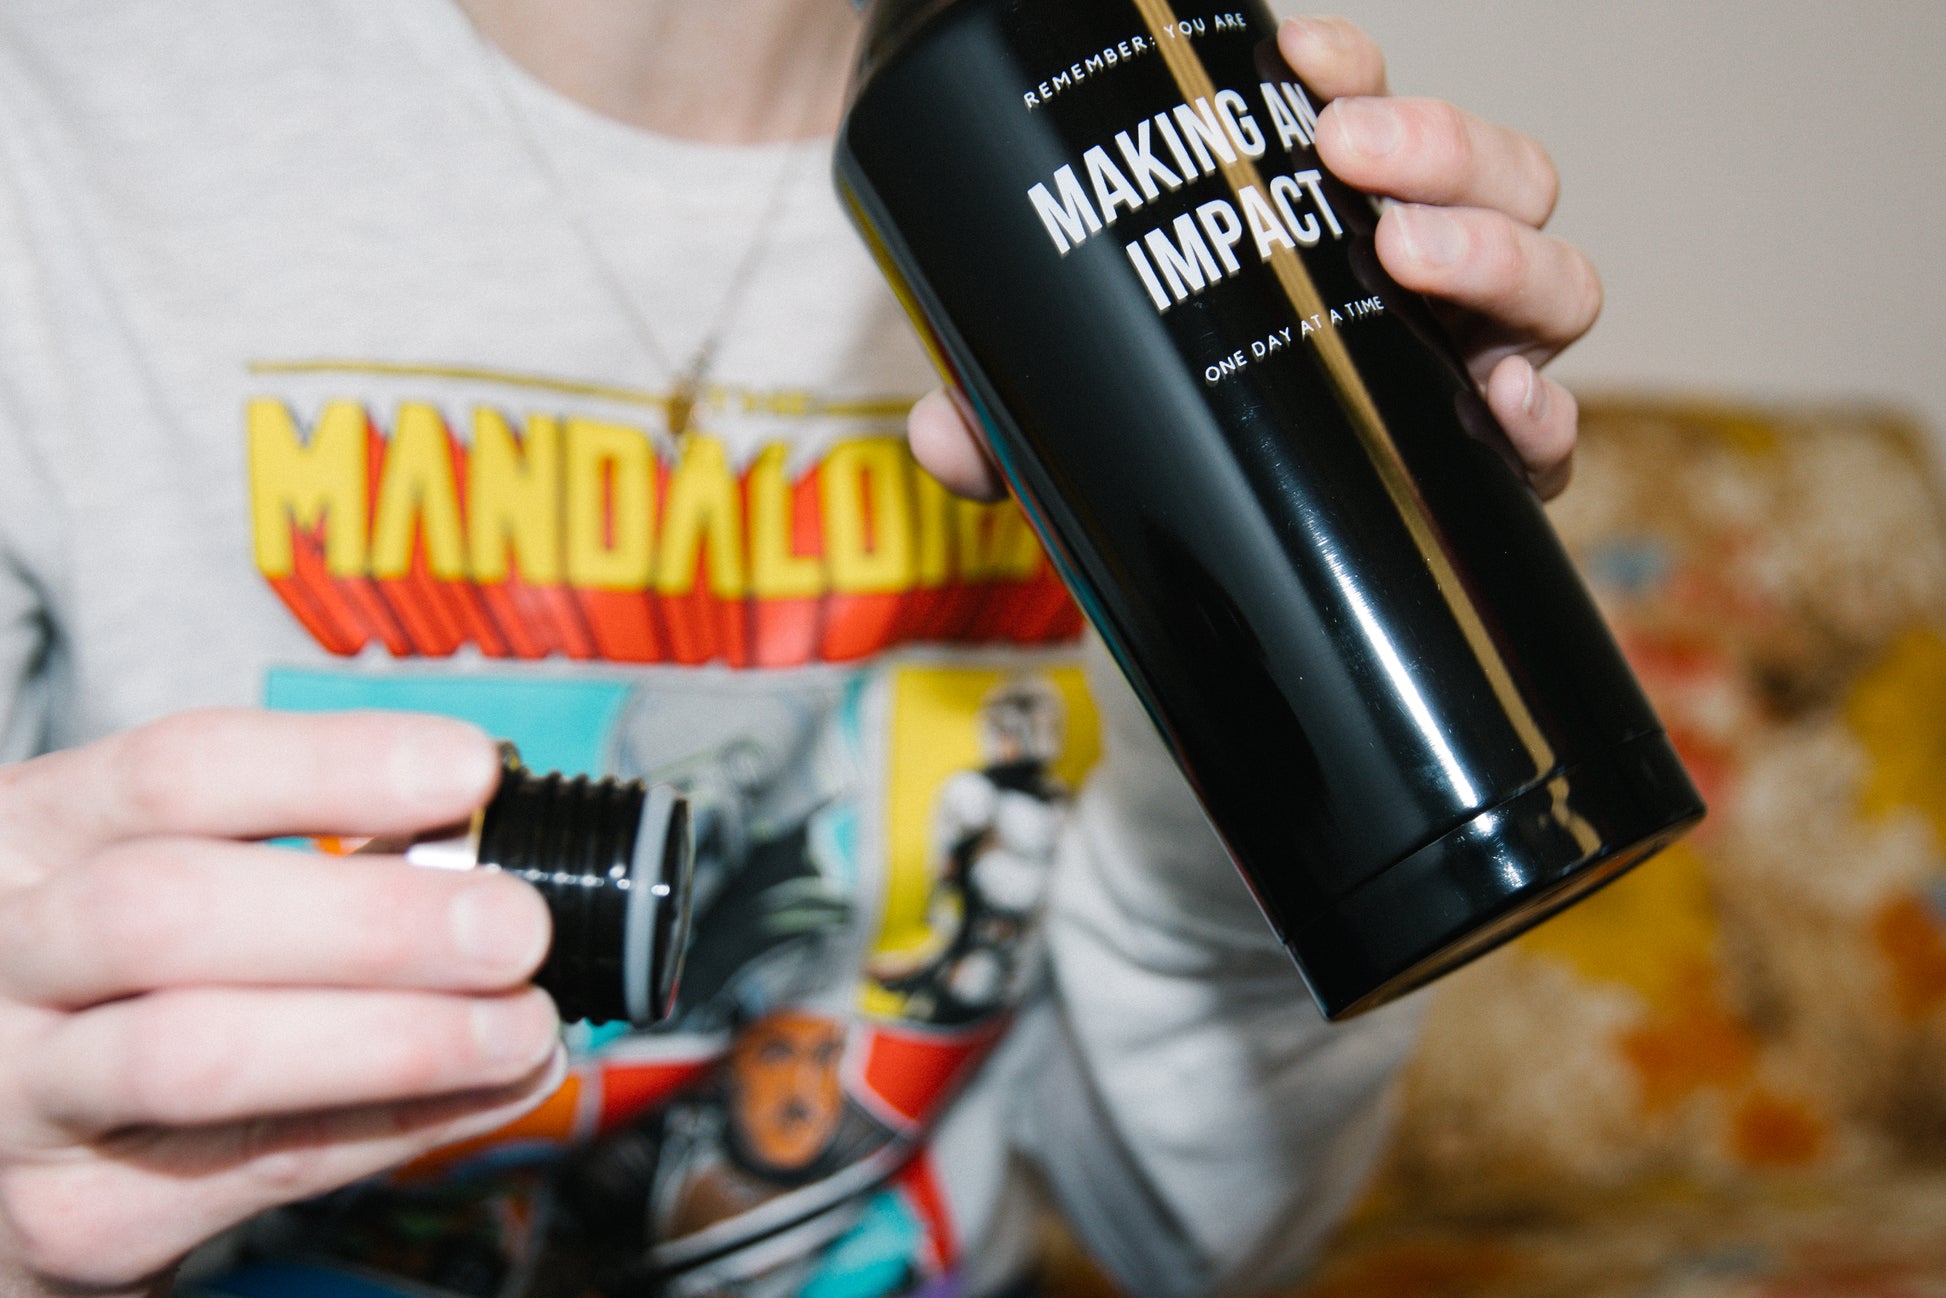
909;14;1599;503
0;710;564;1297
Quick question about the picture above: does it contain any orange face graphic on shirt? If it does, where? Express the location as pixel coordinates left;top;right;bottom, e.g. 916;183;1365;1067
726;1011;847;1174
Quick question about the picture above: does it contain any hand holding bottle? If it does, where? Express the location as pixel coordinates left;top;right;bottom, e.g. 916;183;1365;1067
843;0;1698;1015
907;14;1598;502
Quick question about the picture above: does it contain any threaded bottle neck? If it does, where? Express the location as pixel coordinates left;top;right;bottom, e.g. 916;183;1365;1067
477;766;676;1027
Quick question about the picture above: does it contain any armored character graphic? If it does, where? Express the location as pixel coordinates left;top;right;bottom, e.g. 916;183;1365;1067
872;677;1071;1024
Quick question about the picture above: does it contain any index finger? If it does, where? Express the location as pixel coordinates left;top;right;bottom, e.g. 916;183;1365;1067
0;840;548;1008
1276;16;1388;100
0;709;501;867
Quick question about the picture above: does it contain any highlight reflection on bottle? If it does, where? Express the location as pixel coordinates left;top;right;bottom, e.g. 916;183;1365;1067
837;0;1704;1017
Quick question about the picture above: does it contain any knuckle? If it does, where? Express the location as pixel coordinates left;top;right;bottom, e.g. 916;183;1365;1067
377;1006;460;1094
0;758;63;866
242;1119;335;1200
1473;216;1530;304
253;1149;330;1201
1413;99;1475;186
77;848;207;991
0;1166;110;1283
0;762;31;832
117;997;236;1126
1542;240;1604;343
1525;134;1563;223
111;717;205;827
1323;17;1386;85
343;866;445;981
0;889;57;995
1574;251;1606;331
1555;382;1582;430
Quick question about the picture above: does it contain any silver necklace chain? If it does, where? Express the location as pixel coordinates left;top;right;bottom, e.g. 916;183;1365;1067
468;23;815;436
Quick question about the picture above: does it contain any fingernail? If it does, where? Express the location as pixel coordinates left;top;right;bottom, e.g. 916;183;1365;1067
1394;204;1465;267
1522;360;1551;421
392;720;500;809
450;877;550;976
471;992;561;1068
1331;97;1400;158
1281;15;1339;52
533;1040;569;1097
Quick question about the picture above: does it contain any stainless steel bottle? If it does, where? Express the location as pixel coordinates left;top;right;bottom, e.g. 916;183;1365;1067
835;0;1704;1017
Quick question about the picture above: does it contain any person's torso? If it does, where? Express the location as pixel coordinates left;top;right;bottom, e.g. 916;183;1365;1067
0;5;1098;1293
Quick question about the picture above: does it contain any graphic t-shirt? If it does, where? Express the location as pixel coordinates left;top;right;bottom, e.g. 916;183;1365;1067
0;5;1424;1296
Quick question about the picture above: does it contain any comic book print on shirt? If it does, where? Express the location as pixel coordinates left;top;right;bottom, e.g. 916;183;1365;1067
243;370;1099;1298
261;663;1098;1297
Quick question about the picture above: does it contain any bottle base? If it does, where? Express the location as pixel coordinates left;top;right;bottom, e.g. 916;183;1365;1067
1289;730;1706;1020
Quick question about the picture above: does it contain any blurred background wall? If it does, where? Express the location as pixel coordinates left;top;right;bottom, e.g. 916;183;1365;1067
1272;1;1946;464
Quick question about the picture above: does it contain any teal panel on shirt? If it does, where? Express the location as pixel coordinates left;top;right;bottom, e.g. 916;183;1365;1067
265;669;633;776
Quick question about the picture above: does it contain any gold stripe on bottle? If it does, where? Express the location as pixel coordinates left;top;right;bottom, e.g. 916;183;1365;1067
1128;0;1559;790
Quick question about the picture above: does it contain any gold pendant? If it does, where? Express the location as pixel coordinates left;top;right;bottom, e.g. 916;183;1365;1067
666;376;697;439
667;350;714;438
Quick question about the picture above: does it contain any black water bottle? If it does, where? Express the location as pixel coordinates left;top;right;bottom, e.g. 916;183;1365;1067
835;0;1704;1017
